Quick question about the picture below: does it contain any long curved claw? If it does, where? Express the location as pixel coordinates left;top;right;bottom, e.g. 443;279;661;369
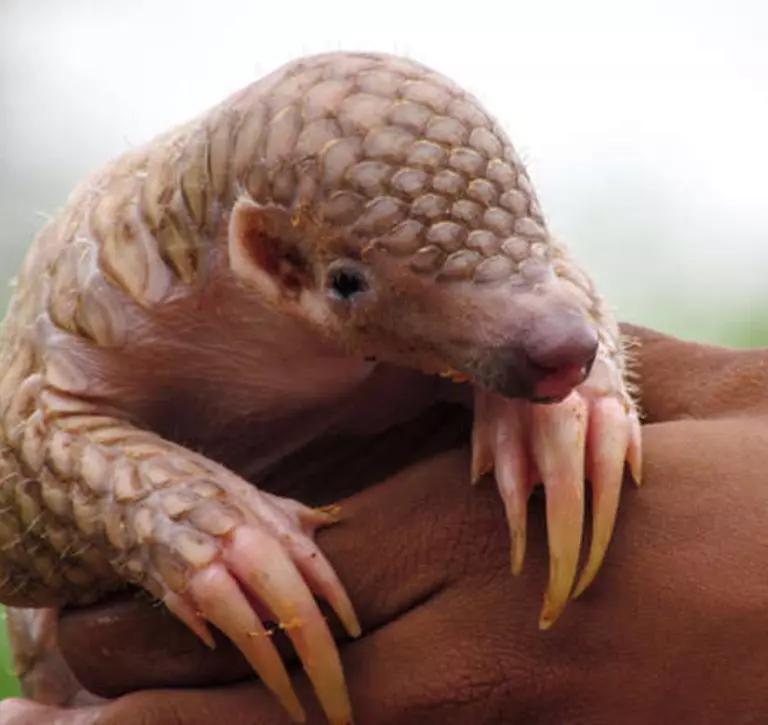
187;563;306;722
489;398;532;575
162;590;215;648
572;397;630;598
283;531;362;639
166;515;354;725
530;393;588;629
469;350;640;628
265;495;362;638
223;526;352;725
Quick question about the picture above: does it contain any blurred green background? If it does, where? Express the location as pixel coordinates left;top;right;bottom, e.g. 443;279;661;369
1;0;767;705
0;612;19;698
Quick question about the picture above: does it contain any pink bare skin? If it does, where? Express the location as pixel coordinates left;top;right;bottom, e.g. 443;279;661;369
0;52;638;724
3;323;767;725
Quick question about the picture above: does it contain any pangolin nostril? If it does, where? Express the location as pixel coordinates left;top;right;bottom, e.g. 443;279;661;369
522;319;599;402
524;320;599;376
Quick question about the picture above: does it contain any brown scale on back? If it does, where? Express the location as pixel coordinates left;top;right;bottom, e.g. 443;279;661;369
96;55;546;286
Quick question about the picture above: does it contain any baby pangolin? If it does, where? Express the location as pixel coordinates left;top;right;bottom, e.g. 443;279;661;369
0;51;641;724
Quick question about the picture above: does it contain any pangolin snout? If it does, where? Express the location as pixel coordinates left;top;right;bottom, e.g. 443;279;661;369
487;314;599;402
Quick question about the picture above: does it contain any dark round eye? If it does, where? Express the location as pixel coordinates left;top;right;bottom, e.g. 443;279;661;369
327;265;369;301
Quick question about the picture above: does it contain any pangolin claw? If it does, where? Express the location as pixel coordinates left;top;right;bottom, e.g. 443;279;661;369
485;392;532;575
531;392;587;628
188;562;306;723
168;503;357;725
471;357;639;627
572;396;631;598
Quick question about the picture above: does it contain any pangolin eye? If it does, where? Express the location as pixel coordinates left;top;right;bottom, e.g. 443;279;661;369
327;264;369;301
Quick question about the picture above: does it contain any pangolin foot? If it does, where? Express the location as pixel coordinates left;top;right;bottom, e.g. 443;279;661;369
161;494;358;725
471;350;642;629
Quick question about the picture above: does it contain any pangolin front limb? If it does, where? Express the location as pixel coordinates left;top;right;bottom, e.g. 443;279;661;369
0;51;641;724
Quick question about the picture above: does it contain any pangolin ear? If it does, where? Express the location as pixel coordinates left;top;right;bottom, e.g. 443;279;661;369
228;198;315;304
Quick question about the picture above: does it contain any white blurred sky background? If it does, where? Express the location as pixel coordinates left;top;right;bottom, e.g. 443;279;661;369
1;0;767;344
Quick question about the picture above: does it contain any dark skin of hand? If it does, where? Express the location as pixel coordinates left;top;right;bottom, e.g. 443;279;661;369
3;323;768;725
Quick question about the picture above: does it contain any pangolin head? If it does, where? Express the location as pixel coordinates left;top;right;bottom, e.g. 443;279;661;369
227;51;598;401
